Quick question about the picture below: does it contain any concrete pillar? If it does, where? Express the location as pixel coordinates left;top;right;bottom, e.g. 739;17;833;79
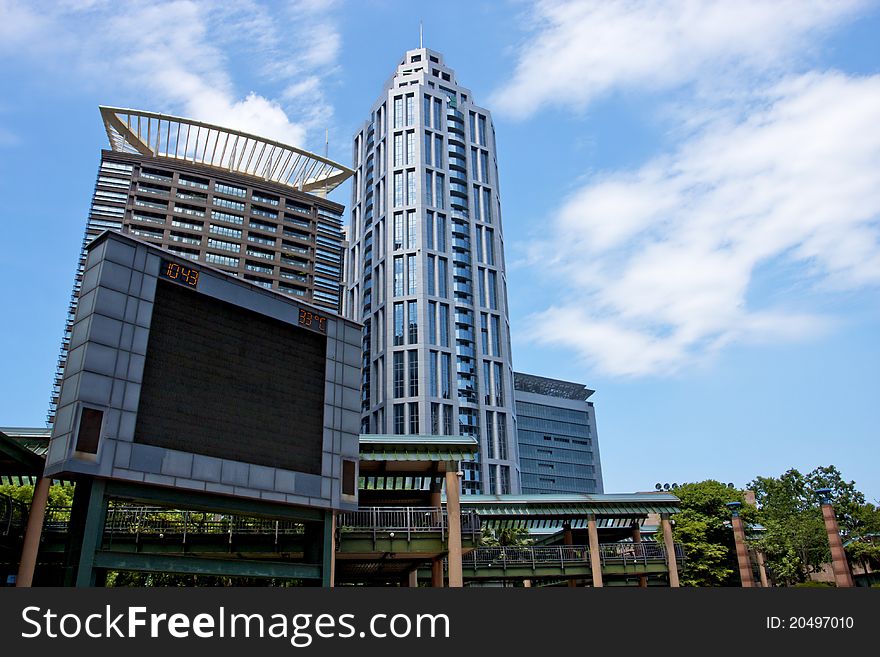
445;470;463;588
16;477;51;587
731;513;755;587
819;496;854;588
563;523;576;587
431;558;444;588
587;515;603;588
632;522;648;588
755;549;770;588
408;568;419;588
660;513;680;588
523;579;532;587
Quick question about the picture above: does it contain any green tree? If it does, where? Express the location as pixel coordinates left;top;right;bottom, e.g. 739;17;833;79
661;480;756;587
480;526;533;546
749;465;868;585
0;482;75;508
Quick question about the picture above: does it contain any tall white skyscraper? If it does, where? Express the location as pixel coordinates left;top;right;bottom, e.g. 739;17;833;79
344;48;519;494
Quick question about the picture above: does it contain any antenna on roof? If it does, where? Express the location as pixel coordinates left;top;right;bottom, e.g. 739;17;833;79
419;20;423;48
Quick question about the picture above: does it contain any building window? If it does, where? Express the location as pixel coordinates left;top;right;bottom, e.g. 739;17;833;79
431;402;440;435
439;304;449;347
427;254;436;295
393;403;405;434
393;256;404;296
491;315;501;357
488;270;497;309
499;465;510;494
407;210;417;249
437;258;448;298
494;362;504;405
394;133;403;167
393;212;403;250
406;170;415;205
436;214;446;251
440;353;451;400
435;173;444;209
394;172;403;207
407;300;418;344
425;171;433;206
407;254;417;295
406;131;415;165
434;135;443;167
428;301;437;344
497;414;508;459
433;98;442;130
393;302;404;346
426;210;434;250
406;94;414;125
408;401;419;434
393;97;403;128
408;350;419;397
393;351;404;398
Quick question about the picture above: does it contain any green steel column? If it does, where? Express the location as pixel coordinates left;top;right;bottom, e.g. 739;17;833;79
73;479;107;587
322;510;334;588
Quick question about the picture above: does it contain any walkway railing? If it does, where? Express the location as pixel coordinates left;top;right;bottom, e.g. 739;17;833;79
337;506;481;542
463;543;684;571
40;504;482;543
1;493;28;538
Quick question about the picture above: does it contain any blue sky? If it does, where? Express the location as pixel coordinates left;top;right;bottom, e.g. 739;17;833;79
1;0;878;501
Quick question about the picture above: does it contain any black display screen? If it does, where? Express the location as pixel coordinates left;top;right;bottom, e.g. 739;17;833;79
134;280;327;474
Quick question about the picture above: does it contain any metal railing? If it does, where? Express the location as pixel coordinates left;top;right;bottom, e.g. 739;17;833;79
1;493;28;538
336;506;481;542
463;543;684;571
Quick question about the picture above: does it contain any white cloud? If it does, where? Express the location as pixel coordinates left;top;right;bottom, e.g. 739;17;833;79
492;0;866;118
525;72;880;376
0;0;343;147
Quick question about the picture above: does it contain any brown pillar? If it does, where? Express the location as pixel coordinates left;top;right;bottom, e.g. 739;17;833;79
632;522;648;588
819;495;854;588
587;515;603;587
16;477;51;587
730;512;755;587
660;513;680;587
445;470;463;588
431;559;444;587
755;549;770;588
408;568;419;587
563;523;577;587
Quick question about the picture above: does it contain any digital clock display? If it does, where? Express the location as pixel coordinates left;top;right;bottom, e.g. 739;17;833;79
298;308;327;333
159;259;200;288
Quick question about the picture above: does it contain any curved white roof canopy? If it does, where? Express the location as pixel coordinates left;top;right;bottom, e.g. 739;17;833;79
100;106;353;194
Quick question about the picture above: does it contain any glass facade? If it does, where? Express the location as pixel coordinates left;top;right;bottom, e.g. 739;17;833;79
344;48;519;494
514;373;604;495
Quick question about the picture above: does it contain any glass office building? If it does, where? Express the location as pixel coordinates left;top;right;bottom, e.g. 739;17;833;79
344;49;519;494
514;373;604;494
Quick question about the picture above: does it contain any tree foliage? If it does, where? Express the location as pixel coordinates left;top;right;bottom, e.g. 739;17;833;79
749;465;872;585
480;526;533;547
662;480;755;587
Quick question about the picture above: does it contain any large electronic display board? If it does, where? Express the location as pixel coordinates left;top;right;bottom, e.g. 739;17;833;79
44;232;362;510
134;280;326;474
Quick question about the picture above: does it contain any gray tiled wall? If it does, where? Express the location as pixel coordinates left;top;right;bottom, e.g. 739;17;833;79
45;232;361;511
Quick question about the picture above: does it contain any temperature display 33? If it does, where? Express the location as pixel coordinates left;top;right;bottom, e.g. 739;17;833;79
298;308;327;333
